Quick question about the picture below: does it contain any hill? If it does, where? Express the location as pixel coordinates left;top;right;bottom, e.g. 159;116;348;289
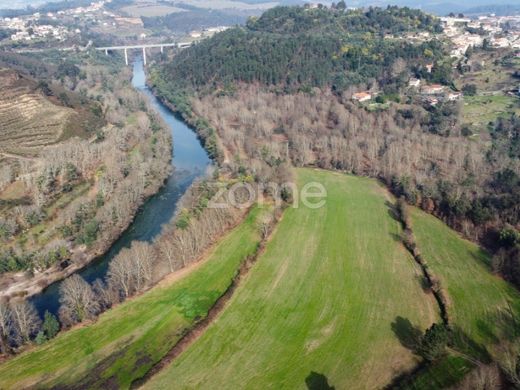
151;5;520;294
0;68;96;157
0;52;171;302
154;5;446;94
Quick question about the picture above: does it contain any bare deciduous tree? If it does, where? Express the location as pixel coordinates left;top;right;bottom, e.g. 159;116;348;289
59;274;99;326
107;241;156;298
0;301;12;354
10;300;41;345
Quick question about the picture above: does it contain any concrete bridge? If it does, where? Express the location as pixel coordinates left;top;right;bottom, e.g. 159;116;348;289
95;42;193;65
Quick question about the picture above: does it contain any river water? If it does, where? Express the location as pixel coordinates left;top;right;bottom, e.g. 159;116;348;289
30;58;211;316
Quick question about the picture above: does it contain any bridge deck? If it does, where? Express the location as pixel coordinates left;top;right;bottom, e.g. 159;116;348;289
95;43;189;50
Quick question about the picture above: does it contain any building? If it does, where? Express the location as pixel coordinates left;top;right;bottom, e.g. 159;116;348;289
408;78;421;88
447;91;463;101
352;92;372;102
424;96;439;106
421;84;445;95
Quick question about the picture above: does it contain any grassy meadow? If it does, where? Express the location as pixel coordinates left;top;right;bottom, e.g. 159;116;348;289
397;209;520;389
2;169;520;389
144;168;438;389
0;207;264;389
410;208;520;356
462;94;520;129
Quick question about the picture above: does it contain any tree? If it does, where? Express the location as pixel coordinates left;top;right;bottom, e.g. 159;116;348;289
59;274;99;326
157;234;179;273
34;331;47;345
417;323;449;361
336;1;346;10
42;310;60;339
107;241;156;298
0;301;12;354
10;301;41;345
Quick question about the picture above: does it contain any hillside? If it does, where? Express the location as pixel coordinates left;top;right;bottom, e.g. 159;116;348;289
0;69;73;156
0;206;265;388
151;5;520;295
144;169;439;389
0;52;171;302
154;5;447;94
0;68;103;157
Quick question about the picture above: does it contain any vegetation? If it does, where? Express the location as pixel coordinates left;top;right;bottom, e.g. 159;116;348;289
0;205;266;388
154;6;447;94
142;170;520;389
0;51;171;282
395;207;520;388
417;323;449;362
410;207;520;350
152;5;520;294
144;169;437;389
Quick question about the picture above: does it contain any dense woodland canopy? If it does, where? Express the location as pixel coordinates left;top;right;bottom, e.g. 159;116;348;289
158;5;448;93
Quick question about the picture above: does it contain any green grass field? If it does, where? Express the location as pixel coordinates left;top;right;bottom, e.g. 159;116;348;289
0;207;264;389
410;208;520;355
463;94;520;129
144;169;438;389
397;209;520;389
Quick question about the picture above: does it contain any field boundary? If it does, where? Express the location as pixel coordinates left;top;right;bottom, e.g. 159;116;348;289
395;199;450;325
130;205;283;389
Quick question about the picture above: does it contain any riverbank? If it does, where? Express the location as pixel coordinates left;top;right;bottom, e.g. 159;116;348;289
0;173;169;302
22;58;211;320
0;204;266;389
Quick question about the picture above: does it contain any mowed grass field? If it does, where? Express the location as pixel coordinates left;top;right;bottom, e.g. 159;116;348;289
410;208;520;354
144;168;438;389
399;209;520;389
0;207;264;389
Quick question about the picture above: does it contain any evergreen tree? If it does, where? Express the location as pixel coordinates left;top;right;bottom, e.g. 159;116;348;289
417;323;449;361
42;310;60;339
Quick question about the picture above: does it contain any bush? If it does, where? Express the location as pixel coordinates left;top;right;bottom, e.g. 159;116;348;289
42;311;60;339
417;323;449;361
462;84;477;96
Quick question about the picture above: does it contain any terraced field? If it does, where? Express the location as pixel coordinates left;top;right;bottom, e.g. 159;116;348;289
0;69;74;156
144;169;438;389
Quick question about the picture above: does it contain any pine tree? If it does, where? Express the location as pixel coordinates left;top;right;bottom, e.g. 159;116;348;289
42;310;60;339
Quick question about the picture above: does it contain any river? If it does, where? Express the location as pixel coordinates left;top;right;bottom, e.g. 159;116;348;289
30;58;211;317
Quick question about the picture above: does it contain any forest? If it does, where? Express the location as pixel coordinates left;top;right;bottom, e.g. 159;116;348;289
0;51;171;281
157;5;448;94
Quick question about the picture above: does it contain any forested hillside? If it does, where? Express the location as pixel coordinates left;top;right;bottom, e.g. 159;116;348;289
151;5;520;291
157;5;447;93
0;51;171;300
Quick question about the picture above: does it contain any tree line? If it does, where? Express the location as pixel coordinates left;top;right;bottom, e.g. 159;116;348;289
0;178;280;354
